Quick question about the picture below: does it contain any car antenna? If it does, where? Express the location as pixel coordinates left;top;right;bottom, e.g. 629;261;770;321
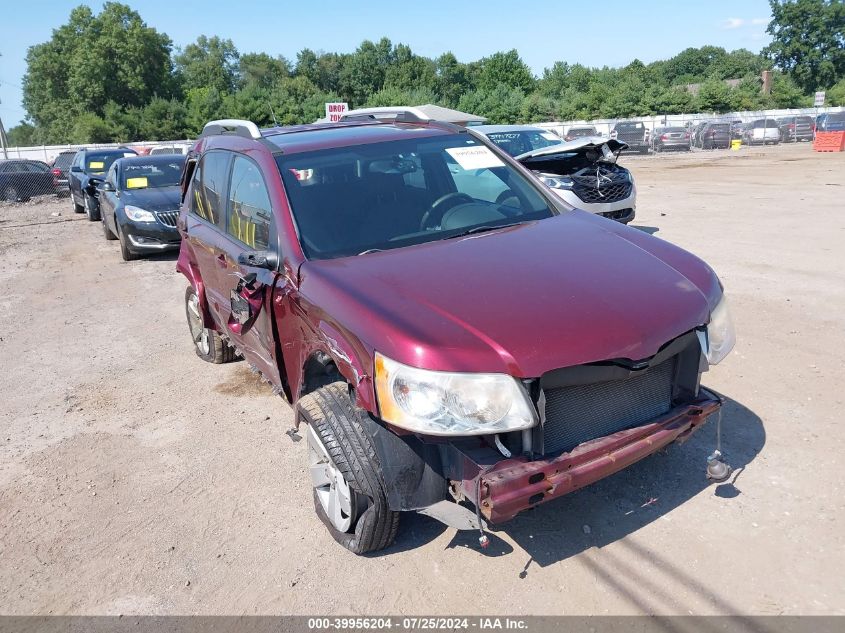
269;104;278;126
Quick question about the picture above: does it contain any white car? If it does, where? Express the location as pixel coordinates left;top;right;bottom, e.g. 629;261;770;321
473;125;636;224
741;119;781;145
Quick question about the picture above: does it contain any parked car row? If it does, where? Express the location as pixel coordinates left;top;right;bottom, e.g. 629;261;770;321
167;109;735;555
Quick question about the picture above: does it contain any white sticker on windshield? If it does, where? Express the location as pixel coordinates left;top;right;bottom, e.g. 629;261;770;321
445;145;505;170
541;132;560;141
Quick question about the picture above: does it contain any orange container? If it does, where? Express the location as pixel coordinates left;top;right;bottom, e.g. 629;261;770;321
813;131;845;152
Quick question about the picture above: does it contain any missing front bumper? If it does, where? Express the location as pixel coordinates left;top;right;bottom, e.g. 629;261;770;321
457;389;722;523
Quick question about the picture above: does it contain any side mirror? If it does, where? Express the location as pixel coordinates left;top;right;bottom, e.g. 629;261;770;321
100;182;115;192
70;165;82;173
237;250;278;270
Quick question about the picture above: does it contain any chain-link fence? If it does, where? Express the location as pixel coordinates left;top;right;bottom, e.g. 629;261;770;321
0;140;192;205
532;105;845;153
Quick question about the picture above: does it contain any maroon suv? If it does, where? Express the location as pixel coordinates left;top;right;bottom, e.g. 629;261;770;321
177;110;736;554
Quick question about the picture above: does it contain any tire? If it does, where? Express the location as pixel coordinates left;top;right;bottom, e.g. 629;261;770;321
299;381;400;554
102;214;117;240
117;225;138;261
73;195;85;213
84;193;99;221
184;286;236;363
2;186;20;202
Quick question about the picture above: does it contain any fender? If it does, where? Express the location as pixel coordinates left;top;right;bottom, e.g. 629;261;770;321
296;320;377;413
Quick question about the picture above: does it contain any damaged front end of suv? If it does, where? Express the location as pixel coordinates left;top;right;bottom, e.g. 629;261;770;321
515;137;636;224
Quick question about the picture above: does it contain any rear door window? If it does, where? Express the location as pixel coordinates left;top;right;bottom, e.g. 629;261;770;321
191;151;230;228
226;155;272;250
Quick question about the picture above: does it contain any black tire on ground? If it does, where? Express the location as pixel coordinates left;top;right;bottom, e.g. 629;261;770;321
298;382;400;554
183;286;236;364
117;225;138;261
84;193;99;221
102;214;117;240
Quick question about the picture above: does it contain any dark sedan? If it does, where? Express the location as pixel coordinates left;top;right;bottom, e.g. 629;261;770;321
69;147;137;220
98;155;186;261
49;150;77;196
0;159;57;202
651;127;690;152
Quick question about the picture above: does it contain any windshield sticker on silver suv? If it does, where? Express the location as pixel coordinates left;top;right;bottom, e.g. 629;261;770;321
445;146;505;170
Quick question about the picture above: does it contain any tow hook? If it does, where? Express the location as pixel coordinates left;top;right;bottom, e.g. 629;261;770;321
475;478;490;549
706;408;732;482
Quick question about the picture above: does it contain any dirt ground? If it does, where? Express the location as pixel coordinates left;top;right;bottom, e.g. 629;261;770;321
0;142;843;616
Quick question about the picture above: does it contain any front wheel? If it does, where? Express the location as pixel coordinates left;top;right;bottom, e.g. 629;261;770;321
84;193;99;221
184;286;236;363
2;186;21;202
299;382;399;554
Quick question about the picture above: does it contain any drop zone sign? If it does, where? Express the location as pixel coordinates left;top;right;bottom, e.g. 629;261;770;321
325;102;349;122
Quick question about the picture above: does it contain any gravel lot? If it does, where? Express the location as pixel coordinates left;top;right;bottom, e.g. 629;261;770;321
0;143;843;616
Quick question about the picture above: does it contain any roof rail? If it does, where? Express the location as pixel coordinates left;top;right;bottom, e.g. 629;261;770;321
201;119;262;140
340;106;432;123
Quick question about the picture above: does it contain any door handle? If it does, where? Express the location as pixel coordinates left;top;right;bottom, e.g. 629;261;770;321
216;253;228;268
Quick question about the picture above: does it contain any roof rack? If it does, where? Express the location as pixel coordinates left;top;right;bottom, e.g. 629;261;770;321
339;106;432;123
201;119;262;140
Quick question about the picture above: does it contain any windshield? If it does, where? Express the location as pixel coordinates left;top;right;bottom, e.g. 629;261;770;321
121;158;184;190
276;134;558;260
85;152;135;175
483;130;563;156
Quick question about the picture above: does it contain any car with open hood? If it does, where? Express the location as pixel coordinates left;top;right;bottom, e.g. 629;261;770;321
176;109;736;554
98;155;186;260
474;125;636;224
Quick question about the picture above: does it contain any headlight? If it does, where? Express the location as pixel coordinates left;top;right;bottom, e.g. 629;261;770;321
538;174;574;190
705;294;736;365
374;353;537;436
124;205;156;222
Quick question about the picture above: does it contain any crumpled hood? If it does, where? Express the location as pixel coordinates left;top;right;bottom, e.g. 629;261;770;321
300;212;721;378
120;186;181;212
515;137;628;162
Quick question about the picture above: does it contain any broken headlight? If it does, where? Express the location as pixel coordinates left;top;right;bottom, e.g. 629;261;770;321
374;352;537;436
538;174;574;190
705;294;736;365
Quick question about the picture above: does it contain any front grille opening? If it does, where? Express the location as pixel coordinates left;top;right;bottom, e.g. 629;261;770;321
541;356;676;455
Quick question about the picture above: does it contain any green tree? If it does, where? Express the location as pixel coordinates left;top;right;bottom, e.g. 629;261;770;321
828;77;845;105
696;77;734;112
239;52;291;89
22;3;174;142
458;85;524;124
476;50;536;93
175;35;240;94
384;44;436;93
185;86;225;135
434;53;471;107
764;0;845;92
139;97;189;140
338;38;394;105
7;123;37;147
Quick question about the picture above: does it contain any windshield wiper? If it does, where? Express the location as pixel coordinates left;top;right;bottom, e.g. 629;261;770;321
440;222;525;241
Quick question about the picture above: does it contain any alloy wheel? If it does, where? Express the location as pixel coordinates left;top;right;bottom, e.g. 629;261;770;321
186;292;210;355
307;424;355;532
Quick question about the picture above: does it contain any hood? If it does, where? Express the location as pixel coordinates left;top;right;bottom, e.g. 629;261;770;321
516;137;627;162
300;212;721;378
120;185;181;212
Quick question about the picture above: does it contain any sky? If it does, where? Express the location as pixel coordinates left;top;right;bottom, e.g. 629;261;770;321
0;0;775;127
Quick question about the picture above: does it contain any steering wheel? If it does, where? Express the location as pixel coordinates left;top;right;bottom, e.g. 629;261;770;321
419;192;474;230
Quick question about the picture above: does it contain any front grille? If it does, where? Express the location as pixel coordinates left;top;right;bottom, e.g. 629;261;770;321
571;167;633;204
542;356;676;455
156;210;178;228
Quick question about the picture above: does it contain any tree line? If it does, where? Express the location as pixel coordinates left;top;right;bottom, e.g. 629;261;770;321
7;0;845;146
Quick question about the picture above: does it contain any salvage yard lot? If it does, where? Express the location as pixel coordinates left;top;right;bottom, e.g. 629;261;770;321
0;143;843;615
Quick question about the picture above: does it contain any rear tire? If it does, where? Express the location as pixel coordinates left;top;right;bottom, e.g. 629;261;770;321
3;186;21;202
299;382;400;554
184;286;236;364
